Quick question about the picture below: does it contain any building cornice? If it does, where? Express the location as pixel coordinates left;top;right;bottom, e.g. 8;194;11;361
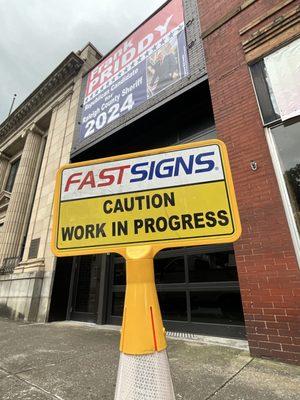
0;52;84;142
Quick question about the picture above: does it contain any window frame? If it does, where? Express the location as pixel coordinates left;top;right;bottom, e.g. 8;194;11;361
106;245;246;338
250;60;281;126
4;156;21;193
265;123;300;267
250;40;300;268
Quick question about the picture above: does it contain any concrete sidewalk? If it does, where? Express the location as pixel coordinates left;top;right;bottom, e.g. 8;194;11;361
0;319;299;399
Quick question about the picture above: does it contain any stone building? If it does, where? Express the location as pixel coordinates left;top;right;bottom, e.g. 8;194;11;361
0;43;101;321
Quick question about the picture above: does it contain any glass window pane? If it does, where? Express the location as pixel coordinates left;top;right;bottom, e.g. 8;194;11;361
155;256;185;284
272;122;300;234
251;61;280;124
264;38;300;121
263;62;280;116
158;291;187;321
190;291;244;325
188;251;237;282
113;257;126;285
74;255;100;314
111;292;125;316
5;159;20;193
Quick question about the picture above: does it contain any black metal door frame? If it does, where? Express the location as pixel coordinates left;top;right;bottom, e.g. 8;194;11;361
67;255;103;323
105;245;246;339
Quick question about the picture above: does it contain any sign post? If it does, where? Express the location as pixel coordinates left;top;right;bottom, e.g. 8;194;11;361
51;140;241;399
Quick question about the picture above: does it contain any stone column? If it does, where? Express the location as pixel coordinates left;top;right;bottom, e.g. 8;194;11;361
0;152;9;191
0;124;44;266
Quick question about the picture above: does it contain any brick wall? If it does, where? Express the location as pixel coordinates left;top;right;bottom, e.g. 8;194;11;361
197;0;300;364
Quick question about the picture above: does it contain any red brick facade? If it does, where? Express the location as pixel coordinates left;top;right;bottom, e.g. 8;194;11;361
197;0;300;364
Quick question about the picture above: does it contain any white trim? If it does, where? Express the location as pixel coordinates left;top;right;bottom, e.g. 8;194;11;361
265;126;300;268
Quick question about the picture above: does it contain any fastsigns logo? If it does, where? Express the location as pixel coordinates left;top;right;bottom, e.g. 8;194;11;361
64;152;216;192
61;145;223;201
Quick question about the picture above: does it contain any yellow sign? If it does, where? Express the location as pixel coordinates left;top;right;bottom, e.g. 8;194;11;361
51;140;241;257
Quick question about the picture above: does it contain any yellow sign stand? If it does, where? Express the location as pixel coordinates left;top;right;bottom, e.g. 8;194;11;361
115;246;175;399
121;246;166;354
51;140;241;399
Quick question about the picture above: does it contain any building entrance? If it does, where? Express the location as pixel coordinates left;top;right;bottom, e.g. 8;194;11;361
106;245;245;338
54;81;245;338
68;255;102;323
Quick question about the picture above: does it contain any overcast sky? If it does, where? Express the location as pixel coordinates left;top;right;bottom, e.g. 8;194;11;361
0;0;165;124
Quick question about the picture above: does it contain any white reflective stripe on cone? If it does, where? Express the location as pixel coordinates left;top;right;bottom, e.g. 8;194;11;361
114;350;175;400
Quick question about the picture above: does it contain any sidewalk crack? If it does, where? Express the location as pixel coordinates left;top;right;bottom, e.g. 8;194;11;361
0;366;64;400
204;358;254;400
14;374;65;400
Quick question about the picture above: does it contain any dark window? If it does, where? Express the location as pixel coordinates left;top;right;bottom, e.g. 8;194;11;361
157;291;187;321
190;291;244;325
108;247;245;338
5;158;20;193
28;238;40;259
111;292;125;316
188;251;237;282
74;255;101;314
251;60;280;125
271;121;300;235
113;258;126;285
155;256;185;284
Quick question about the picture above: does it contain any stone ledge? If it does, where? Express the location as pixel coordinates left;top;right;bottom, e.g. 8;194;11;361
15;258;45;274
0;270;44;281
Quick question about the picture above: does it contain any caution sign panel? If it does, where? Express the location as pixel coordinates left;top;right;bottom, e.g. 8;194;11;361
52;140;241;256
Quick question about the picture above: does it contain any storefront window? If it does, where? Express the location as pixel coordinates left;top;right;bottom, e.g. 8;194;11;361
251;38;300;125
157;291;187;321
111;292;125;316
271;121;300;235
5;158;20;193
264;38;300;122
113;258;126;285
155;256;185;284
74;255;100;314
108;247;245;337
190;291;244;325
188;251;237;282
251;39;300;257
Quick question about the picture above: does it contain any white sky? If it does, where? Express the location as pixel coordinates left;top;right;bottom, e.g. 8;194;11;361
0;0;165;123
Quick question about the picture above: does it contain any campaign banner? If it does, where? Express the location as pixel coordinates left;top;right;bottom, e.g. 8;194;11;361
51;140;242;257
79;0;189;142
